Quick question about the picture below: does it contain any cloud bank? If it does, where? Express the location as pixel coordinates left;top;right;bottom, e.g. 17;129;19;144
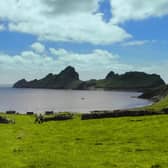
0;42;167;84
0;0;131;44
0;1;168;84
110;0;168;23
0;42;134;84
0;0;168;44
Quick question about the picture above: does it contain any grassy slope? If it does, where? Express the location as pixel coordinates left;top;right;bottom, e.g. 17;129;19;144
145;95;168;111
1;114;168;168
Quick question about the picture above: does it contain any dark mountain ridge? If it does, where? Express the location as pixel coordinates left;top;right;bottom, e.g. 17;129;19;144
14;66;82;89
13;66;166;93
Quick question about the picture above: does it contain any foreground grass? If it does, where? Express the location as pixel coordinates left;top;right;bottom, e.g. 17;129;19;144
1;114;168;168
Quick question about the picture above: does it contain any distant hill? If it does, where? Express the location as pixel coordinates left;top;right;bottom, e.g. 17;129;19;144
94;71;165;91
14;66;82;89
13;66;165;91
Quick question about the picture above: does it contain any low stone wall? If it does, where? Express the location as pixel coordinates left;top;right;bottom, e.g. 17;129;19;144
81;110;163;120
45;111;54;115
43;114;73;122
26;112;34;115
6;111;16;114
163;108;168;114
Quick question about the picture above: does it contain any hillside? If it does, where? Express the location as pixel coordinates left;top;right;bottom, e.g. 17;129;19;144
144;94;168;111
14;66;82;89
139;85;168;101
13;66;165;91
95;71;165;91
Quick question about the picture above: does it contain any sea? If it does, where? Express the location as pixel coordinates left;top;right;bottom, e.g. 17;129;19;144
0;87;152;113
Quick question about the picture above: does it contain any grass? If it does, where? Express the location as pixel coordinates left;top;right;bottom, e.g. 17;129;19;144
144;95;168;111
1;114;168;168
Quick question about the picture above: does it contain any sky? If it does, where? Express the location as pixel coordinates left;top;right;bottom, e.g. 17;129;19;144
0;0;168;84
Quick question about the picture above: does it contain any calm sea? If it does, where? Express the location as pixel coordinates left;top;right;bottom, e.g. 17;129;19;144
0;87;152;113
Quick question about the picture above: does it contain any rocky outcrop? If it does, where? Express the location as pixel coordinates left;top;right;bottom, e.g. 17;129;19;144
105;71;118;80
14;79;27;88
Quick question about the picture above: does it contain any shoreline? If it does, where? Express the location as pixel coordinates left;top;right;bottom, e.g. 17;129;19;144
1;105;167;120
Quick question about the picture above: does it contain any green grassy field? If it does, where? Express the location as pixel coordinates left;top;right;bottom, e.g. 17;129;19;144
1;114;168;168
146;95;168;111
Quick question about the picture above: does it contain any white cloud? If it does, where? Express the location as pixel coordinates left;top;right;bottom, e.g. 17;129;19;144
0;0;131;44
0;1;168;44
8;13;131;45
49;48;122;70
31;42;45;53
0;42;167;84
121;40;156;46
0;44;134;84
110;0;168;23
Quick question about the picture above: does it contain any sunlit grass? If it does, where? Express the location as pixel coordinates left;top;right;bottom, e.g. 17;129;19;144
145;95;168;111
0;114;168;168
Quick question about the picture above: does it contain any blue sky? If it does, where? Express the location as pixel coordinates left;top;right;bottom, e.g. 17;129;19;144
0;0;168;84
